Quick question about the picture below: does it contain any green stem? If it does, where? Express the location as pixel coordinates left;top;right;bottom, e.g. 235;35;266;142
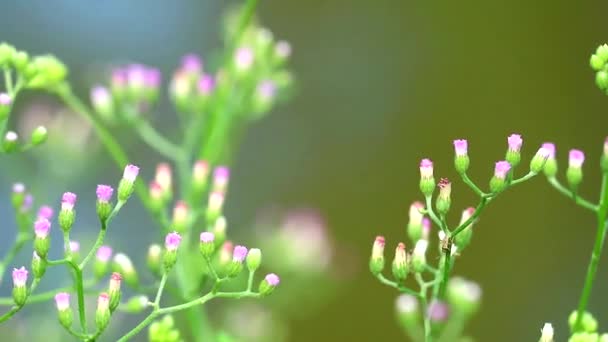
0;278;40;323
460;172;487;197
437;249;451;299
0;280;97;305
375;273;421;298
154;274;168;306
79;227;107;269
424;195;443;228
452;197;490;237
573;172;608;331
547;177;598;211
134;120;185;162
0;233;29;279
74;267;87;333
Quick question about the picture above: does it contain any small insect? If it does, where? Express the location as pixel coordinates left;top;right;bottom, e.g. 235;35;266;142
440;236;452;254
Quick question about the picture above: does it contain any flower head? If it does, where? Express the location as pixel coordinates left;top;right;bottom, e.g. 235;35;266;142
213;166;230;191
232;245;248;262
428;300;450;322
149;181;163;201
96;246;113;262
61;192;77;211
181;54;202;73
69;241;80;253
235;47;254;70
438;178;451;198
200;231;215;243
419;159;433;179
372;236;385;259
265;273;280;286
193;160;209;184
96;185;114;202
34;218;51;238
97;292;109;311
54;292;70;311
13;183;25;194
422;217;431;240
91;86;111;106
165;232;182;251
109;272;122;292
123;164;139;182
453;139;468;156
12;267;28;287
256;80;276;102
507;134;523;152
0;93;11;106
494;161;511;179
569;149;585;168
155;163;172;192
542;143;556;159
197;74;215;95
37;205;54;220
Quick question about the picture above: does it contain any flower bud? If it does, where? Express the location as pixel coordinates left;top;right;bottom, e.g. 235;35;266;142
569;310;598;334
505;134;523;167
436;178;451;215
96;293;111;331
3;131;18;153
542;143;558;177
407;201;425;243
33;218;51;258
108;272;122;312
419;159;435;197
12;183;26;210
0;93;11;121
421;218;431;240
171;201;188;233
117;164;139;202
197;74;215;101
489;161;511;193
539;323;554;342
591;54;605;71
274;41;292;64
91;86;114;121
411;239;428;273
113;253;138;288
96;185;114;222
530;146;550;173
453;139;470;174
163;232;182;271
32;252;47;279
369;236;386;275
199;232;215;259
427;300;449;324
227;245;248;277
206;191;225;223
234;47;254;72
30;126;47;146
252;80;277;114
446;277;482;317
94;246;113;279
596;44;608;63
155;163;173;200
246;248;262;273
58;192;77;232
0;43;16;66
123;295;149;314
55;292;73;328
37;205;53;221
596;70;608;91
396;294;420;333
259;273;280;297
391;243;409;281
147;244;163;276
212;166;230;193
218;241;234;274
192;160;210;192
212;216;227;247
69;241;80;261
454;207;475;250
149;181;165;212
12;267;28;306
169;71;192;110
567;149;585;190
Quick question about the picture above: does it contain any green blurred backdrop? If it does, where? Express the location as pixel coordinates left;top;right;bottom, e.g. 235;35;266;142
2;0;608;341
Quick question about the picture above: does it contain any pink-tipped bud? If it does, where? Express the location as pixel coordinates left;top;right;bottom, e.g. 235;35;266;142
181;54;203;73
199;232;215;258
34;218;51;238
91;86;113;116
422;218;431;240
149;181;164;202
428;300;450;323
96;185;114;203
0;93;12;106
193;160;210;187
266;273;280;286
197;74;215;96
256;80;277;103
212;166;230;192
407;201;425;242
155;163;172;194
165;232;182;252
97;293;110;311
61;192;77;211
37;205;54;220
543;143;556;159
507;134;523;152
235;47;254;71
200;232;215;243
69;241;80;253
172;201;188;232
420;159;434;178
96;246;113;262
419;159;435;196
232;245;248;263
96;292;111;330
219;241;234;265
12;267;28;288
542;142;558;177
453;139;468;156
569;149;585;168
370;236;386;275
604;137;608;158
122;164;139;183
55;292;70;311
118;164;139;202
207;191;225;220
436;178;452;215
392;242;409;281
259;273;280;296
494;161;511;179
108;272;122;311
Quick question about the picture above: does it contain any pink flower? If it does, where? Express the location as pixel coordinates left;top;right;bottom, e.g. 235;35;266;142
123;164;140;183
200;232;215;243
453;139;468;156
235;47;254;70
193;160;209;183
69;241;80;253
181;54;202;73
96;185;114;202
91;86;111;107
149;181;163;200
197;74;215;95
0;93;11;106
256;80;276;101
265;273;280;286
165;232;182;251
155;163;172;192
34;218;51;238
569;149;585;168
37;205;54;220
428;300;450;322
61;192;77;211
213;166;230;190
232;245;248;262
12;267;28;288
507;134;523;152
96;246;113;262
542;143;556;159
54;292;70;311
494;161;511;179
419;159;433;179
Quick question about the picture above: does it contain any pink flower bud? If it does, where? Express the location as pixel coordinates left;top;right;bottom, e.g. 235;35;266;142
200;232;215;243
0;93;11;106
97;292;109;311
265;273;280;286
34;218;51;238
165;232;182;251
453;139;468;156
569;149;585;168
55;292;70;311
96;185;114;202
193;160;210;184
37;205;54;220
69;241;80;253
428;300;450;322
149;181;163;201
372;236;385;259
419;159;433;179
256;80;276;102
61;192;77;211
109;272;122;293
507;134;523;152
123;164;139;182
494;161;511;179
542;143;556;159
155;163;172;192
181;54;202;73
96;246;113;262
275;41;292;59
197;74;215;96
235;47;254;70
232;245;248;262
12;267;28;288
212;166;230;191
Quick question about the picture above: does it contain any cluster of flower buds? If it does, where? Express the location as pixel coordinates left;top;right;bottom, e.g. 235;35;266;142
591;44;608;94
205;166;231;224
91;64;161;124
169;53;215;113
149;315;183;342
0;42;67;90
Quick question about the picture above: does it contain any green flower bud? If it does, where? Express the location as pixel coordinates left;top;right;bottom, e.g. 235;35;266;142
454;208;475;250
108;273;122;312
212;216;227;247
117;165;139;202
446;277;482;317
30;126;47;146
419;159;435;197
113;253;138;289
34;236;50;259
54;292;73;329
0;43;16;65
596;70;608;90
489;161;511;193
396;294;421;334
596;44;608;63
590;54;605;71
436;178;451;216
3;131;18;153
163;232;182;272
391;243;409;281
369;236;385;275
530;146;551;173
246;248;262;273
407;202;425;243
11;50;28;71
95;293;111;332
199;232;216;259
568;332;599;342
31;252;47;279
411;239;428;273
453;139;470;174
11;267;28;306
566;149;585;191
123;295;149;314
147;244;163;277
258;273;280;297
568;310;598;334
539;323;554;342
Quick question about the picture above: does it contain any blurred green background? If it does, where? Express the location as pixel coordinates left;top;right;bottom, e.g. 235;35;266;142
2;0;608;341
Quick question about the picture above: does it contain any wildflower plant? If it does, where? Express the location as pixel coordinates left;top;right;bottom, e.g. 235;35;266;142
0;1;290;341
